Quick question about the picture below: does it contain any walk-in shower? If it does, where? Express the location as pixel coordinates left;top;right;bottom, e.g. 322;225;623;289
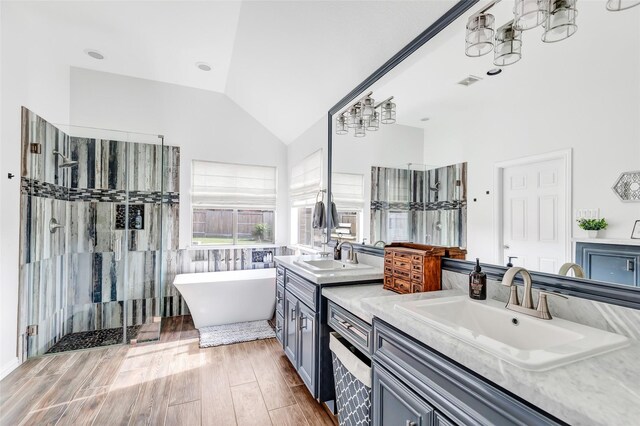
19;107;180;358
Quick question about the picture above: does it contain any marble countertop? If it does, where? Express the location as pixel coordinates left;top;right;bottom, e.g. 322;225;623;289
322;284;395;323
324;285;640;425
363;290;640;426
274;255;384;285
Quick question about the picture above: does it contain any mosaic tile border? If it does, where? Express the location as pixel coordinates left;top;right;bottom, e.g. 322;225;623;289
21;177;179;204
370;200;467;212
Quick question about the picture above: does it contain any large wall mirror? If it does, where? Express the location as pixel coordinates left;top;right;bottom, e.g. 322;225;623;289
328;0;640;297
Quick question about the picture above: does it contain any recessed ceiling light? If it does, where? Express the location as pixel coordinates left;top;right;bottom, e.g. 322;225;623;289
85;49;104;60
487;68;502;76
196;62;212;72
420;117;430;122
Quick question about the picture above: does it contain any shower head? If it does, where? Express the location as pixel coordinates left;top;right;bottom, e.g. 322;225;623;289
52;150;78;168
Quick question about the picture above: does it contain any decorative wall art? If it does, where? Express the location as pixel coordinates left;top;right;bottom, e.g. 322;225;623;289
613;171;640;202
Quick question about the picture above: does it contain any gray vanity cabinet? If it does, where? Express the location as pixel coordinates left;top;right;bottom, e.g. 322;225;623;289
373;363;434;426
372;319;564;426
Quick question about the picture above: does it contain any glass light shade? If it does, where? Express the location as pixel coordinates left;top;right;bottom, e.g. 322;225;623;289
606;0;640;10
542;0;578;43
346;106;360;128
361;97;375;118
381;101;396;124
513;0;550;30
335;116;348;135
465;13;495;57
366;111;380;131
494;22;522;66
354;118;366;137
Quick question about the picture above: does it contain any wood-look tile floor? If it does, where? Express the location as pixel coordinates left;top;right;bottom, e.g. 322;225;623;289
0;316;336;426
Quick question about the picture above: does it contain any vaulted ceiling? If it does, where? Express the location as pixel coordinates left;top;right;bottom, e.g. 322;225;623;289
3;0;457;143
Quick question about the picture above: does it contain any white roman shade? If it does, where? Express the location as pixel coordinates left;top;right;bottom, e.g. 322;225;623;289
290;150;323;207
332;172;364;210
192;160;277;209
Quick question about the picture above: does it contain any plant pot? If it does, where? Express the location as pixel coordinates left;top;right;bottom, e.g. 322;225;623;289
587;230;599;238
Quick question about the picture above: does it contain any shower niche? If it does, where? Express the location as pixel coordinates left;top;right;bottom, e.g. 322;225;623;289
115;204;145;230
18;107;180;358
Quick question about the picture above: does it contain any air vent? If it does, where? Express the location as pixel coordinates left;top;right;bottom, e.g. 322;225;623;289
457;75;483;86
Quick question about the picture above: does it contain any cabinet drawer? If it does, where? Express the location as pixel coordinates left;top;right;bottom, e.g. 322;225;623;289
286;271;317;311
393;252;412;261
394;268;411;280
276;265;285;285
411;272;423;283
384;265;393;275
412;283;423;293
384;255;393;265
276;283;285;316
412;255;423;263
328;301;372;356
394;278;411;293
411;263;423;273
393;259;412;270
275;311;284;344
384;276;394;289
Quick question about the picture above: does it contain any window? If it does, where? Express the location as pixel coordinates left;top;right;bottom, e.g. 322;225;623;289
290;150;324;249
331;173;364;242
192;161;276;246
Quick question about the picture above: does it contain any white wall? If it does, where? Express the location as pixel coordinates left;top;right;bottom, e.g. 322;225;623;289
423;50;640;264
69;68;289;249
0;2;72;378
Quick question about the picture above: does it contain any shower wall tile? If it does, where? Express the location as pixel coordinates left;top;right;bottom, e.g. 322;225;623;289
67;201;97;254
69;138;127;190
67;253;94;306
164;145;181;193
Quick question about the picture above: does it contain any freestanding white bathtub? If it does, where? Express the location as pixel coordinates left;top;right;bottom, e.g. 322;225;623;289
173;268;276;329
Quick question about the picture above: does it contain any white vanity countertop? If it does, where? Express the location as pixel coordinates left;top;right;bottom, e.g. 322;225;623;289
274;255;384;285
321;284;395;323
358;289;640;426
573;237;640;246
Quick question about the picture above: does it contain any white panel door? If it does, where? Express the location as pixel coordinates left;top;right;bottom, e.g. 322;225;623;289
502;158;567;273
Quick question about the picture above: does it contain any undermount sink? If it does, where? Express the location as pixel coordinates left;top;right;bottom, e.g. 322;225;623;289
395;296;629;371
293;258;372;272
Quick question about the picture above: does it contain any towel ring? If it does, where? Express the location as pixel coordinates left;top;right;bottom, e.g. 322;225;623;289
315;189;326;203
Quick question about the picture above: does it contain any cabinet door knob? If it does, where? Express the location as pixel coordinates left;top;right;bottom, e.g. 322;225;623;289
627;260;635;272
291;307;296;318
406;421;417;426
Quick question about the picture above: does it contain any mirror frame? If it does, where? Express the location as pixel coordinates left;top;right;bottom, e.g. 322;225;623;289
325;0;640;310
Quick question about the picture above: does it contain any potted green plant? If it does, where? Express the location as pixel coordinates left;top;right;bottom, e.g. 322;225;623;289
577;218;608;238
252;223;270;243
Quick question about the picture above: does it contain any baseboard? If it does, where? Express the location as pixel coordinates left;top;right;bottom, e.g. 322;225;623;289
0;357;20;380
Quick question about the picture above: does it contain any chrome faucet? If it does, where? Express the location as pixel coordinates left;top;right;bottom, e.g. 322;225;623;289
501;267;566;320
335;241;358;264
558;262;585;278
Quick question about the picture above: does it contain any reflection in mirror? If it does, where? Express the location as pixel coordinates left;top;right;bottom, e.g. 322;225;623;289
330;1;640;287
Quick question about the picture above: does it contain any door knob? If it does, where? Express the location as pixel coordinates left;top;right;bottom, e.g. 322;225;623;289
504;245;510;249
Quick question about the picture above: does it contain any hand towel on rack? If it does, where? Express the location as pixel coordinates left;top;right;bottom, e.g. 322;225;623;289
330;200;339;229
312;192;326;229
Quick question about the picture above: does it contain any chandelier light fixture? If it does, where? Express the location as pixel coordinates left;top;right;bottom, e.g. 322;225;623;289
465;12;496;57
606;0;640;11
494;20;522;66
335;92;396;138
542;0;578;43
513;0;550;30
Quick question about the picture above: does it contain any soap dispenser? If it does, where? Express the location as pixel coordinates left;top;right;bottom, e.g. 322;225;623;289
469;258;486;300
